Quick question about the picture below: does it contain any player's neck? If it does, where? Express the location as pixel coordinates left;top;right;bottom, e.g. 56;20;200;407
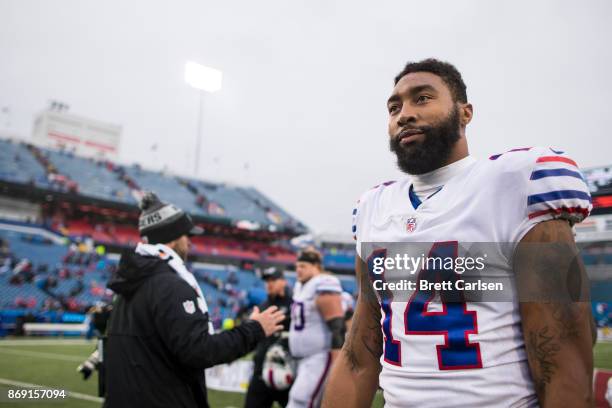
445;139;469;167
301;271;320;284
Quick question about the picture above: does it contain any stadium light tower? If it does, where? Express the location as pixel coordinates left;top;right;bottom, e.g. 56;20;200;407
184;61;223;177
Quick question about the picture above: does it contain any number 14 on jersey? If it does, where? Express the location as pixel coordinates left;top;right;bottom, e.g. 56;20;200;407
366;242;483;370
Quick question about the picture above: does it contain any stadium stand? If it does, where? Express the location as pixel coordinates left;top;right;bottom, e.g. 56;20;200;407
186;179;276;226
239;186;298;227
0;138;307;232
0;218;359;335
0;139;49;187
0;137;317;336
322;248;355;271
43;148;135;205
0;225;271;330
122;165;203;215
51;216;296;263
0;228;109;310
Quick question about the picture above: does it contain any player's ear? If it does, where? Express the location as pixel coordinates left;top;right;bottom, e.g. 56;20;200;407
459;103;473;127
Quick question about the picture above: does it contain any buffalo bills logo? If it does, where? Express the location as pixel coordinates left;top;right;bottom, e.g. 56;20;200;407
406;217;417;233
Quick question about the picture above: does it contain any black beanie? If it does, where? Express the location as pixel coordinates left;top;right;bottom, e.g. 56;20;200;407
138;192;203;244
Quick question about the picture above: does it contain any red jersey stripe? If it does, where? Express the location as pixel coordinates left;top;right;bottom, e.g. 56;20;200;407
536;156;578;167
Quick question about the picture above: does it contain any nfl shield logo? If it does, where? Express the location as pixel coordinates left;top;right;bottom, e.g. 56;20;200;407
183;300;196;314
406;217;417;233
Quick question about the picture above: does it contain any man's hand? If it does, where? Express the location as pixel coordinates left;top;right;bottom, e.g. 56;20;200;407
249;306;285;337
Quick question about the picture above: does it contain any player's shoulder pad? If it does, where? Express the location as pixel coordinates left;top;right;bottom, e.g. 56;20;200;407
486;146;584;171
351;180;397;240
341;291;356;310
355;180;398;208
314;273;343;294
487;146;546;171
487;147;579;181
490;147;592;224
525;147;592;224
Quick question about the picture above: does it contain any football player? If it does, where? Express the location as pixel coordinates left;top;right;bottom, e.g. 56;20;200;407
323;59;595;407
245;267;293;408
288;248;345;408
341;291;356;335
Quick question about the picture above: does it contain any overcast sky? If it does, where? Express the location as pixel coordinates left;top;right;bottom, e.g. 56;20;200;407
1;0;611;235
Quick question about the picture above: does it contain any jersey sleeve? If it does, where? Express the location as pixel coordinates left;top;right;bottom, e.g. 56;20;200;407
351;198;363;258
513;148;592;241
352;184;384;260
341;291;355;312
315;275;343;294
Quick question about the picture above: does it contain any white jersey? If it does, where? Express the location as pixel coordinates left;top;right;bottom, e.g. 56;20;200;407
341;291;355;313
352;147;592;407
289;274;343;358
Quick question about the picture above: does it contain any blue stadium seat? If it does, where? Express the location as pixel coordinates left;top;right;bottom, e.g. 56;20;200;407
124;166;205;215
0;139;305;229
43;149;135;204
192;181;271;224
0;139;49;187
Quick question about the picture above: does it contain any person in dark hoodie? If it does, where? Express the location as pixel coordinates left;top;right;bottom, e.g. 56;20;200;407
104;192;285;408
245;266;293;408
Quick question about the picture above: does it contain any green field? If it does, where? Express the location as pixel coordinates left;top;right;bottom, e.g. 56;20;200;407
0;339;609;408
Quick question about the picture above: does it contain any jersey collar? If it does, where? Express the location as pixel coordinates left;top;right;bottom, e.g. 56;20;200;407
408;184;443;210
407;156;476;210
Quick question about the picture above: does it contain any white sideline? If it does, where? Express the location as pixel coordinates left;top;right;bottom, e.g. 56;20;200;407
0;348;84;362
0;377;103;403
23;322;89;335
0;339;94;346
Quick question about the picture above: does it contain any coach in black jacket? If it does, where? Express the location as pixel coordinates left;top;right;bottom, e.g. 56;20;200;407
104;193;284;408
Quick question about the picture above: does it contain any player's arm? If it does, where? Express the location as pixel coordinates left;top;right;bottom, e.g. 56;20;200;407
515;219;594;407
322;257;382;408
315;290;345;360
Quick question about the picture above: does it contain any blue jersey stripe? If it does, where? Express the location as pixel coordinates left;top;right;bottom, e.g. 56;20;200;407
527;190;591;206
408;184;422;209
530;168;584;181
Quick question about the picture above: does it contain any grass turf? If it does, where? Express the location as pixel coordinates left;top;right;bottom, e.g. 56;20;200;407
0;338;609;407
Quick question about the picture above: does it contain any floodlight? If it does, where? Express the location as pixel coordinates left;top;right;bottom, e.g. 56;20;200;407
184;61;223;93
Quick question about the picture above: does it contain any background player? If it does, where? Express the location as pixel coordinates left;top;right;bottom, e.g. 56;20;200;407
245;267;293;408
323;59;595;407
341;291;355;335
288;248;345;408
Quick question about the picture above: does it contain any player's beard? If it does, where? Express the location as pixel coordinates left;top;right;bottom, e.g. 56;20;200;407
389;107;461;175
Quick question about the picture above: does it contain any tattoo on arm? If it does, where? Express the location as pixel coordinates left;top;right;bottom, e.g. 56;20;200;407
526;325;561;397
343;259;382;372
518;220;595;404
551;303;581;340
344;315;360;371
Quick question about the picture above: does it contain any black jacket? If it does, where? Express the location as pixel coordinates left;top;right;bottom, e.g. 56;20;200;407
251;286;292;378
104;249;265;408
